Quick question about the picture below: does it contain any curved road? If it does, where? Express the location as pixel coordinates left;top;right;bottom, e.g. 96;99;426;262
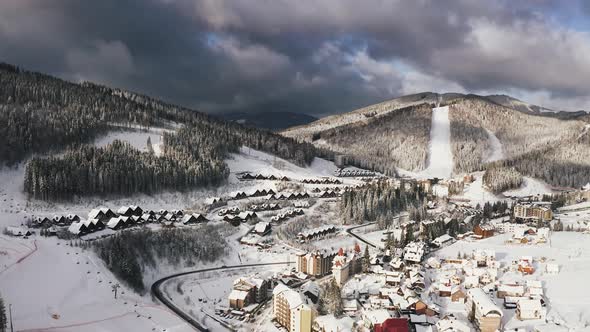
345;222;378;248
151;261;291;332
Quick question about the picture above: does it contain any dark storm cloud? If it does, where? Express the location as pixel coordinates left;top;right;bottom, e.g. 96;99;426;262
1;0;590;114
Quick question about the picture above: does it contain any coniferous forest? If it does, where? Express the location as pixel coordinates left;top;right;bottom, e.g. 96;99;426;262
0;63;319;199
340;180;428;224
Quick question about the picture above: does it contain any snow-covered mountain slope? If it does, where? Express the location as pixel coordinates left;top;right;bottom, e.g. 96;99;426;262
419;106;453;179
283;92;589;188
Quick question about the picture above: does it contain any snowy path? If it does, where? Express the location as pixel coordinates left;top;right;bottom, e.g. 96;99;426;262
421;106;453;179
485;129;504;162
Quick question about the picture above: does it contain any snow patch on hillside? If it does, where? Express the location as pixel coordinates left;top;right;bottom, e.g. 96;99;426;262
420;106;453;179
452;171;501;206
485;129;504;162
503;177;554;197
93;127;173;156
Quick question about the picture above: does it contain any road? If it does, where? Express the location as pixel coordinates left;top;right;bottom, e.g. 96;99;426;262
151;261;291;332
345;222;378;248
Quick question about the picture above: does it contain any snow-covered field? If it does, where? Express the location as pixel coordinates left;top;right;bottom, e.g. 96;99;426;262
0;236;193;332
436;232;590;330
420;106;453;179
504;176;554;197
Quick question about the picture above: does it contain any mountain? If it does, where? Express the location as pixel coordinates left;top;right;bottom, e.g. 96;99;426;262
0;62;319;200
282;92;590;188
219;111;317;131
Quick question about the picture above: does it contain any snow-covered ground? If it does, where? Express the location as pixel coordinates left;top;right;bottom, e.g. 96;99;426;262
419;106;453;179
93;127;171;156
452;171;502;206
485;129;504;162
0;236;193;332
436;232;590;330
504;176;554;197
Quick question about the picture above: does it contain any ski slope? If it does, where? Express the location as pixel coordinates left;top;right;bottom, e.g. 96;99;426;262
485;129;504;162
420;106;453;179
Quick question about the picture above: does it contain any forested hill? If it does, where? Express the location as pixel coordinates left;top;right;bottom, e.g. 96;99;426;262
282;92;590;188
0;62;320;200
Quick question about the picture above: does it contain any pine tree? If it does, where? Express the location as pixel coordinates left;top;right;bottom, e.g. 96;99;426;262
362;246;370;273
0;293;6;332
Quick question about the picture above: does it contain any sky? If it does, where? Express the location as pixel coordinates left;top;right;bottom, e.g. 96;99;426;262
1;0;590;116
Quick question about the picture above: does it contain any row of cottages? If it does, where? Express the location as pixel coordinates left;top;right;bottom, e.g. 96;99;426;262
513;203;553;222
224;211;258;225
249;203;280;212
105;215;145;230
332;247;362;286
33;214;81;227
250;188;276;198
68;218;107;235
296;225;336;242
181;213;209;225
334;168;374;177
273;283;315;332
271;192;310;200
228;276;269;310
240;173;290;181
6;226;32;237
301;177;341;185
271;209;305;223
218;207;241;216
466;288;503;332
317;190;339;199
116;205;143;217
295;250;337;277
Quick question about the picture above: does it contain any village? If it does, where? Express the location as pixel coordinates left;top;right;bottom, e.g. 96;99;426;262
4;161;590;332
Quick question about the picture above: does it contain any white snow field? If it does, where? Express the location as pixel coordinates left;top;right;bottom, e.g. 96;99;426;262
420;106;453;179
504;176;554;197
485;128;504;162
436;232;590;331
0;236;193;332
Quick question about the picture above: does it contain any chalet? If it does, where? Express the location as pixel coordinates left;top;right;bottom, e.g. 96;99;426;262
68;222;88;235
466;288;503;332
163;212;177;222
231;191;248;199
182;214;208;225
403;242;426;264
67;214;81;223
240;173;255;180
141;213;156;223
517;299;545;320
474;224;495;239
253;222;271;236
218;207;240;216
117;206;135;216
238;211;258;221
205;196;223;206
255;174;267;180
6;226;31;237
319;190;338;198
280;176;290;181
88;207;116;221
33;216;52;227
52;215;68;226
107;217;125;230
518;256;535;275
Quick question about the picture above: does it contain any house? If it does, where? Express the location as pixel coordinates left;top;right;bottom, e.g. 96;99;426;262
107;217;125;230
466;288;503;332
435;315;470;332
88;207;116;221
473;224;495;239
432;234;454;247
375;318;409;332
273;283;314;332
297;225;336;242
517;299;546;320
518;256;535;275
68;222;88;235
254;222;271;236
182;214;208;225
451;288;466;303
546;263;559;274
497;284;525;298
66;214;81;223
52;215;68;226
403;242;426;264
6;226;31;237
362;309;393;331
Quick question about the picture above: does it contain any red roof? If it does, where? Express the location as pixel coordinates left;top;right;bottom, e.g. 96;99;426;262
375;318;409;332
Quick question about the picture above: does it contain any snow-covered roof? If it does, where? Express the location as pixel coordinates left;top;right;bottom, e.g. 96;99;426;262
68;222;84;234
517;298;543;311
467;288;503;317
436;317;470;332
273;283;304;309
433;234;453;245
6;226;29;236
254;222;270;233
228;289;249;301
364;309;392;324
